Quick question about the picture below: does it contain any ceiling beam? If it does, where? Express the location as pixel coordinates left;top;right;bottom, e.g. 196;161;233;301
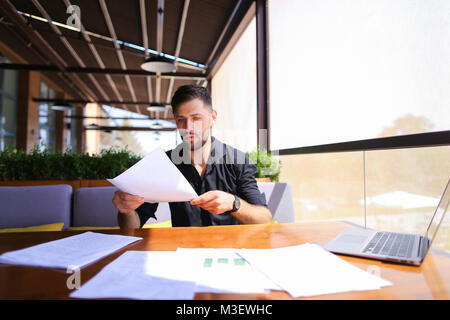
204;0;243;68
66;115;175;121
99;0;139;112
85;126;176;132
0;0;94;101
14;8;206;73
31;0;109;102
165;0;190;112
139;0;153;112
0;63;205;79
0;21;85;99
155;0;165;114
33;97;167;105
62;0;128;112
206;1;255;81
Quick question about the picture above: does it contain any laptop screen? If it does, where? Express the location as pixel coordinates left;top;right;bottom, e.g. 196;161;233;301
424;179;450;250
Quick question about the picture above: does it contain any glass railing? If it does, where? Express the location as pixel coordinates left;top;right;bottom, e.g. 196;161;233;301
279;145;450;254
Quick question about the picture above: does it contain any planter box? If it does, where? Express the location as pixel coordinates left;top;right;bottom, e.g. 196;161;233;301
0;179;112;191
80;180;113;188
1;178;270;190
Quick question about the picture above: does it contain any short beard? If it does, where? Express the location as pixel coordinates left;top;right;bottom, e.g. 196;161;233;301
190;134;209;151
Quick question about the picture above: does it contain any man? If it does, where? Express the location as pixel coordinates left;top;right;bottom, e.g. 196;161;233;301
113;84;272;228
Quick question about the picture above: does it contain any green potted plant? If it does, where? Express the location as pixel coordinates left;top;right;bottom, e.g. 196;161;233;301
0;145;141;190
246;147;281;182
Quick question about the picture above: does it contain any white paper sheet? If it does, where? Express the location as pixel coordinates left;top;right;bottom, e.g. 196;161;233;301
175;248;282;293
70;251;196;300
71;249;278;298
107;147;197;203
238;243;393;298
0;232;142;270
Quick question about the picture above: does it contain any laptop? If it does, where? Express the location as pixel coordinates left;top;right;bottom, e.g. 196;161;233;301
324;178;450;266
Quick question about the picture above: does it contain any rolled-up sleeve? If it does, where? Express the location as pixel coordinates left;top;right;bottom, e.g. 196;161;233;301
235;162;267;207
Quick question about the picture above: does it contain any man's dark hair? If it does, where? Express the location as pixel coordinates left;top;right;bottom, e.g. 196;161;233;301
171;84;212;114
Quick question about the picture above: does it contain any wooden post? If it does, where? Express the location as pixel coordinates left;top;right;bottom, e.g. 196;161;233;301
17;70;40;152
54;93;68;153
75;105;85;154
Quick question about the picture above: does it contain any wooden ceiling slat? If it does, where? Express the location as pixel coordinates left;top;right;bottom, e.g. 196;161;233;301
4;0;250;114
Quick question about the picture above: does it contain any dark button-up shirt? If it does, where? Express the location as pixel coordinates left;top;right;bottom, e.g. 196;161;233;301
136;137;267;227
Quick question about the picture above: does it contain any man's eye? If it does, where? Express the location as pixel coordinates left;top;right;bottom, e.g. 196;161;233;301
193;117;202;121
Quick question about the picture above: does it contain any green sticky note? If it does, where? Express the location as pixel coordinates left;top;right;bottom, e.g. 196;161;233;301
218;258;229;264
234;258;246;266
203;258;213;268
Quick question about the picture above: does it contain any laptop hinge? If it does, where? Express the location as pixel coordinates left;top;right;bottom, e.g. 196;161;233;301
417;236;424;259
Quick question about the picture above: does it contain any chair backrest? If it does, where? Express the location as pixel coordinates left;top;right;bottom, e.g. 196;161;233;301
73;187;120;227
257;182;295;223
0;185;72;229
72;184;294;227
73;187;171;227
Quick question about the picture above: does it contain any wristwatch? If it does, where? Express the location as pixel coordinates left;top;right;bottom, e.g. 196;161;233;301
226;195;241;213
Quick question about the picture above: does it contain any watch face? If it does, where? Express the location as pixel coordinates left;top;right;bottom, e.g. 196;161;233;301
234;196;241;211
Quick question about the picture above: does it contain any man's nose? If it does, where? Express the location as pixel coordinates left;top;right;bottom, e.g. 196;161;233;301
186;119;201;132
185;119;194;131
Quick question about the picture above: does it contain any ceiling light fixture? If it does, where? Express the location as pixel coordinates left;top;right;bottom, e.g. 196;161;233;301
146;102;167;113
51;101;73;111
141;55;177;73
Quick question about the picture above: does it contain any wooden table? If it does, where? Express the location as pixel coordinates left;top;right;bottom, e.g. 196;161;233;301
0;221;449;299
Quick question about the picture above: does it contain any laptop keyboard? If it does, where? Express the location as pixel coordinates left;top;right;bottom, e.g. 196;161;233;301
363;232;415;258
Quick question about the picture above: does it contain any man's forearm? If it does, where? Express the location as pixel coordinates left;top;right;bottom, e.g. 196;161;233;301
231;198;272;224
117;210;141;229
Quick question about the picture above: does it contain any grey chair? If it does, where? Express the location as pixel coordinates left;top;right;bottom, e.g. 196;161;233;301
0;185;72;230
257;182;295;223
71;184;294;227
72;187;171;227
73;187;120;227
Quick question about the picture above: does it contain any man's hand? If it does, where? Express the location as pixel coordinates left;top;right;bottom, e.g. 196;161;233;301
112;190;145;215
190;190;235;214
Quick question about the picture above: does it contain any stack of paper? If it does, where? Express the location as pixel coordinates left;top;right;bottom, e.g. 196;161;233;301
0;232;142;270
70;249;278;300
70;251;197;300
70;244;392;299
238;243;392;297
107;147;198;203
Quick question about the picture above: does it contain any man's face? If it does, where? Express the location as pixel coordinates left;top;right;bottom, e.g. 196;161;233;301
174;98;217;150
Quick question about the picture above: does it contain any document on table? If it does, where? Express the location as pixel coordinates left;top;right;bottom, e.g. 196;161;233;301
71;249;280;299
175;248;281;293
107;147;198;203
70;251;196;300
0;232;142;270
238;243;393;298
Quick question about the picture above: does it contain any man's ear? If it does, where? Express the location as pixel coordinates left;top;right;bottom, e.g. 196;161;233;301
211;109;217;122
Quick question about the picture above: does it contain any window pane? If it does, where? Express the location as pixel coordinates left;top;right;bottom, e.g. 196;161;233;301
279;151;365;225
2;96;17;135
38;81;56;151
211;17;257;153
97;105;179;155
365;146;450;253
269;0;450;150
1;96;17;149
2;69;18;97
